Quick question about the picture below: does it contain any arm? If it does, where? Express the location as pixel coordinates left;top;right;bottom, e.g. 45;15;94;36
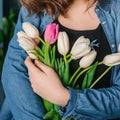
25;57;120;120
1;7;46;120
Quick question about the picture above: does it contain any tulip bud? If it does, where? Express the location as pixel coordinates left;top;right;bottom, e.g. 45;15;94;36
27;50;38;59
33;38;40;45
79;50;97;68
103;53;120;66
17;31;28;38
17;31;40;45
22;22;39;38
18;36;37;51
71;36;91;59
74;36;90;45
57;32;70;55
118;44;120;53
44;23;59;44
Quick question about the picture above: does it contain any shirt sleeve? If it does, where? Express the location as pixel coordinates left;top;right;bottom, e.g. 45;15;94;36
1;7;46;119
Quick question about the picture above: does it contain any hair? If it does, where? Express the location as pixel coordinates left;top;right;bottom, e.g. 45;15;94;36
20;0;103;17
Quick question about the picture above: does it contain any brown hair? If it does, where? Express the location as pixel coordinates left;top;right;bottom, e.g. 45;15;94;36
20;0;99;16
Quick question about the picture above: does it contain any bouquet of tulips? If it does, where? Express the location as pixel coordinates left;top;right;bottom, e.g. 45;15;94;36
17;22;120;120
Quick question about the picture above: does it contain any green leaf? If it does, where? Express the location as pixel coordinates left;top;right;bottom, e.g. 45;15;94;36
2;17;9;35
81;62;98;89
53;113;61;120
50;45;56;68
63;62;70;86
0;49;3;56
54;104;59;112
43;99;53;112
54;59;58;71
35;46;44;57
0;32;4;42
57;58;64;80
0;60;3;71
43;110;56;120
8;9;16;23
44;43;50;66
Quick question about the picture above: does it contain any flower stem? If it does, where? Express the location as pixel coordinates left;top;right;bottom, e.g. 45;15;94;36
68;57;72;63
69;66;81;85
64;55;67;63
90;66;112;88
45;43;50;66
35;46;44;57
37;36;46;45
66;53;72;58
72;66;91;87
72;61;103;87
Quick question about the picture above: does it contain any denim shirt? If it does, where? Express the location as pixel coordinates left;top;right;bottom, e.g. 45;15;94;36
1;0;120;120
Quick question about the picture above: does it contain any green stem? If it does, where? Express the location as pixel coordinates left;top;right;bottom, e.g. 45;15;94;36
64;55;67;63
69;66;81;85
37;36;46;45
68;57;72;63
90;66;112;88
35;46;44;57
37;55;44;62
66;53;72;58
72;61;103;87
72;66;91;87
45;43;50;66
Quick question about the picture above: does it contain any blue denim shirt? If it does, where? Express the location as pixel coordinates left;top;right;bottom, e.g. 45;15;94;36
2;0;120;120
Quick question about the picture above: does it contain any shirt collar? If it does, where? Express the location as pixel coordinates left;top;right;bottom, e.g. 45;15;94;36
97;0;112;13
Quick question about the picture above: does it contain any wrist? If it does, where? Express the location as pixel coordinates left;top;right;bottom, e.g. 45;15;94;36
59;87;70;107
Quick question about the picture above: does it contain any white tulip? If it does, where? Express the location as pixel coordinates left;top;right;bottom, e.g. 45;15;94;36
118;44;120;53
27;50;38;59
17;31;40;45
71;36;91;59
17;31;28;38
33;38;40;45
79;50;97;68
57;32;70;55
73;36;90;45
103;53;120;66
22;22;39;38
18;36;37;51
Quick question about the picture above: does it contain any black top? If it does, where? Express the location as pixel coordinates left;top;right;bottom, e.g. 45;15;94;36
54;19;112;89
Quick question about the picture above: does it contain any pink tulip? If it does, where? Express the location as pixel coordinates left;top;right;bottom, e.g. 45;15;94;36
44;23;59;44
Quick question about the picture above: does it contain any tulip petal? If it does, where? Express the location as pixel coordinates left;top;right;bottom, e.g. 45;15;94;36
18;36;37;51
70;36;91;59
79;50;97;68
22;22;39;38
44;23;59;44
57;32;69;55
17;31;28;38
103;53;120;66
27;50;38;59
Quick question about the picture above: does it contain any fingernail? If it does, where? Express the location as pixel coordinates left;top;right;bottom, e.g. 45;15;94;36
35;60;39;64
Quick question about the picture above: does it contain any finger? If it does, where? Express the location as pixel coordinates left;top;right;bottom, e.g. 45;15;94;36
34;59;50;72
25;56;42;73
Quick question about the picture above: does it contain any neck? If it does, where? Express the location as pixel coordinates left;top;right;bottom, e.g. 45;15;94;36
58;0;100;31
66;0;98;17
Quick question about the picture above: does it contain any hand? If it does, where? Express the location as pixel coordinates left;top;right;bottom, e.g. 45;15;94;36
25;57;70;106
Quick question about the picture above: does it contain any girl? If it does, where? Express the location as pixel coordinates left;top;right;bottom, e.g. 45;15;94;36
1;0;120;120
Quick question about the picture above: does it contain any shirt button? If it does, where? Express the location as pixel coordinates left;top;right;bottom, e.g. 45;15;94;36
95;8;100;12
102;21;106;25
111;44;115;48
